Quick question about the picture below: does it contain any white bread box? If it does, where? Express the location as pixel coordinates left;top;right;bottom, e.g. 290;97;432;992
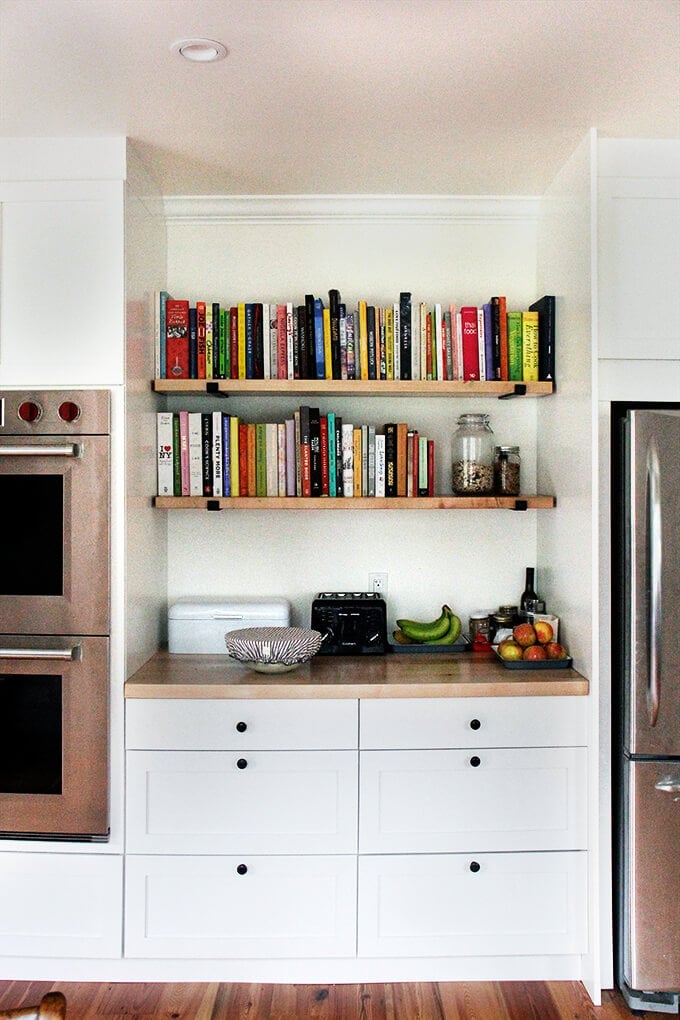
168;597;291;654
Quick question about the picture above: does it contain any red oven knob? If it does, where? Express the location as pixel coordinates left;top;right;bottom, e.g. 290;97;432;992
58;401;81;423
17;400;42;423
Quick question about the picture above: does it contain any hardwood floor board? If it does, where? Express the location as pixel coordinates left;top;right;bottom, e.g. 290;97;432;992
0;981;645;1020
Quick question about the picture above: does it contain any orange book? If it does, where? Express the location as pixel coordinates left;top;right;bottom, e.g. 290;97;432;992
497;296;509;381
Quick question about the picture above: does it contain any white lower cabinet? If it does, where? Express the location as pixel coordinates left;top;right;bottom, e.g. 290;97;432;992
357;851;587;958
0;852;122;958
124;854;357;958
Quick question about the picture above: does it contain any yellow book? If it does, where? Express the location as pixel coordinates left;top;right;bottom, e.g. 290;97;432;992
353;427;362;496
237;303;247;380
358;300;369;380
323;306;332;380
385;306;395;380
522;310;539;381
229;415;239;496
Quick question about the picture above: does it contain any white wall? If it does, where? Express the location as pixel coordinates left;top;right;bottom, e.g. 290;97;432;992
163;197;543;634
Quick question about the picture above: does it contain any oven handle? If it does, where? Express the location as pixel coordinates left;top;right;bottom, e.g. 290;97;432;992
0;444;82;457
0;644;82;661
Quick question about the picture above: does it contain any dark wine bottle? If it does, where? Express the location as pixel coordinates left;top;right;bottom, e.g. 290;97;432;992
520;567;545;621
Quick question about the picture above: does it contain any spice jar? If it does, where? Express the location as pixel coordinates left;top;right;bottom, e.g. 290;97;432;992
494;445;521;496
451;413;495;495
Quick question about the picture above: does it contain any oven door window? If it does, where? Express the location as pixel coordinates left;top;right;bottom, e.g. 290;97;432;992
0;673;62;794
0;475;63;596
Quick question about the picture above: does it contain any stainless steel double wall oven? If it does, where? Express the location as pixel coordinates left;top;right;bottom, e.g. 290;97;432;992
0;390;110;839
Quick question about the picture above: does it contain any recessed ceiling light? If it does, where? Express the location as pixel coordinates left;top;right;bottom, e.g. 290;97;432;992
171;38;228;63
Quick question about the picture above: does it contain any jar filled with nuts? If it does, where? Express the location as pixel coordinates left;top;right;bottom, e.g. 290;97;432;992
494;445;521;495
451;413;495;495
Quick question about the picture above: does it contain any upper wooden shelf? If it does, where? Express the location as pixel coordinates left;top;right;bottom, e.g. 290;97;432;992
152;379;553;398
155;494;555;511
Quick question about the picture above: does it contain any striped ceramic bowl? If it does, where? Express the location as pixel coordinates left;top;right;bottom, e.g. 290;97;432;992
224;626;323;671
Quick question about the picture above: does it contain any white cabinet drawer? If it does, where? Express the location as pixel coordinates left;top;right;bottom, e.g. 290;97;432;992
126;698;358;750
358;851;587;958
126;749;358;854
125;854;357;959
360;696;587;749
359;747;587;852
0;852;122;958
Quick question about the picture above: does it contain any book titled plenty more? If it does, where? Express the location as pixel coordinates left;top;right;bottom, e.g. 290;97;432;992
155;291;555;385
157;409;435;499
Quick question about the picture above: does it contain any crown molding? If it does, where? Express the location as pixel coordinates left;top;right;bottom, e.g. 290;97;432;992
162;194;541;223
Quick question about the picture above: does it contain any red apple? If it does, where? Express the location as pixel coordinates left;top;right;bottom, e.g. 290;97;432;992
513;622;537;648
534;620;554;645
498;639;523;661
545;641;568;660
523;644;547;660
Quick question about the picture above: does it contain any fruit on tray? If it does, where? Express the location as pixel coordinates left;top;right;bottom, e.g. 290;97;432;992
513;622;537;647
497;639;524;661
545;640;569;659
522;643;547;660
394;605;462;645
533;619;554;644
498;623;570;663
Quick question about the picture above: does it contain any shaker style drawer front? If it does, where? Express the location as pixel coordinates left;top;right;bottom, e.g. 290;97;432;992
360;697;587;750
359;747;587;853
126;749;358;854
358;852;587;958
126;698;358;750
124;854;357;959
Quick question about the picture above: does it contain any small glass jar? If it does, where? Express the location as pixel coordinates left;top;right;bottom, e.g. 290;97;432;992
451;413;495;495
494;445;521;496
469;611;491;649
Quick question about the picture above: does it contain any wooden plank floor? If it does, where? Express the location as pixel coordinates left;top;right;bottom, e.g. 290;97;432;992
0;981;643;1019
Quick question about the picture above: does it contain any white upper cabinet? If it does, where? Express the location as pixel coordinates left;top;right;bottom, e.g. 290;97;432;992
0;139;126;387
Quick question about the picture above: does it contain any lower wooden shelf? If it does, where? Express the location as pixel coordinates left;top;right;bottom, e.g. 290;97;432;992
154;494;556;511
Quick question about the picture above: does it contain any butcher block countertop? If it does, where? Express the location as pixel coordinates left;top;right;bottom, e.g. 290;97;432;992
125;649;589;699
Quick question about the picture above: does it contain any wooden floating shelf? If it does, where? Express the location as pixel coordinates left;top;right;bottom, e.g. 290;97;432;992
154;495;556;511
152;379;553;398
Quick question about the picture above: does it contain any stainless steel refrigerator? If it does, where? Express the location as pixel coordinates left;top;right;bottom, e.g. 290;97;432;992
614;406;680;1014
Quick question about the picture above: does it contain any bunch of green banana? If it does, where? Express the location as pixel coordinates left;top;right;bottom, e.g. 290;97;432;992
394;604;462;645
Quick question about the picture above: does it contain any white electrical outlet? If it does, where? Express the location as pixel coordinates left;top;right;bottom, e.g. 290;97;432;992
369;572;388;597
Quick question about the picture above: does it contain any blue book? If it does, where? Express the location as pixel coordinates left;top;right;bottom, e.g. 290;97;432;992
314;298;325;379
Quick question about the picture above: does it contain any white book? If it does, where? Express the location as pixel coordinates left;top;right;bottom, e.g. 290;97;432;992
375;433;386;497
212;410;223;496
411;303;420;380
285;419;296;496
188;412;203;496
393;302;400;380
419;302;428;379
342;423;354;497
477;307;486;381
367;425;376;497
266;422;278;496
156;412;174;496
419;435;428;492
455;311;464;380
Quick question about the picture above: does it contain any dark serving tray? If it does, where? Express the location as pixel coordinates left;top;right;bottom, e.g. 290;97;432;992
388;636;471;654
493;649;573;669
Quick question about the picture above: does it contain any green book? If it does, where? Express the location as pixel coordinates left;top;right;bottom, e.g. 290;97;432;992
507;311;523;382
255;422;267;496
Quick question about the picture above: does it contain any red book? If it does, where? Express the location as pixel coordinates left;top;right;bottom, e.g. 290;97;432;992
276;305;288;379
497;295;509;381
196;301;206;379
460;306;480;381
428;439;435;496
229;306;239;379
165;299;190;379
320;415;330;496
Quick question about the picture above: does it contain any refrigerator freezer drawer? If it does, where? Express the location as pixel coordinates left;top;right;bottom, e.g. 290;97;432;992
623;757;680;994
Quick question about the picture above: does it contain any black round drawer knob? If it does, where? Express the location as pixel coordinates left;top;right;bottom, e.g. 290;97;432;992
236;864;248;875
469;861;481;873
236;721;247;732
236;758;248;769
470;755;481;767
469;718;481;730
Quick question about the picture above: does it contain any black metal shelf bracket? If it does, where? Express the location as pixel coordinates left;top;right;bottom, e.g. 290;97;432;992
207;499;221;511
499;384;527;400
510;499;528;511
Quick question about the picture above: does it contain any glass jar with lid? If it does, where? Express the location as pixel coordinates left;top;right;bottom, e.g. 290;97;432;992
451;413;495;495
494;445;521;496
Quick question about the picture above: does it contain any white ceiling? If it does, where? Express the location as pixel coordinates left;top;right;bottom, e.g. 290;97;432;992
1;0;678;196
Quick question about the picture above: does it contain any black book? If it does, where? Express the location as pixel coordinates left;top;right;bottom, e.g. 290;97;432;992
490;297;502;380
384;423;397;497
309;406;322;497
304;294;316;379
334;414;343;497
188;305;198;379
529;294;556;383
252;302;264;379
201;412;213;497
329;288;342;380
399;292;412;380
366;305;377;380
296;305;307;380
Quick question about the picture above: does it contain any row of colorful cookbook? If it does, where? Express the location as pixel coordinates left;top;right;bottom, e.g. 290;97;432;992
157;291;555;384
157;409;435;499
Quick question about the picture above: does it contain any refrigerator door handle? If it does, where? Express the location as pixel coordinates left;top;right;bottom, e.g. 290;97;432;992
646;437;662;727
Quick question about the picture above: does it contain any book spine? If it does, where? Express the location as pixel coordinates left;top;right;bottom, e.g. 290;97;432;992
196;301;206;379
323;306;332;381
156;291;169;379
265;422;278;497
299;405;312;497
483;302;494;381
399;292;412;380
366;305;377;380
497;295;509;381
269;303;278;380
320;414;330;496
247;422;257;496
295;305;305;380
172;414;181;496
276;304;287;380
188;305;198;379
378;308;387;380
179;410;190;496
342;423;354;497
529;294;556;382
165;299;190;379
358;300;369;380
285;302;295;380
329;288;341;380
304;294;316;379
314;299;325;379
252;302;264;379
345;311;356;381
229;415;239;496
204;301;213;380
418;434;428;496
222;414;231;497
219;306;228;379
375;433;386;497
396;422;408;497
477;307;486;381
238;423;248;496
201;412;213;497
212;411;223;497
309;407;322;496
245;303;255;379
327;411;336;497
428;439;435;496
507;310;523;380
334;414;343;497
460;306;480;381
277;422;287;496
522;310;540;381
188;412;203;496
339;304;348;380
294;410;302;496
237;303;247;379
393;302;401;379
434;304;444;381
353;427;362;497
361;424;369;495
385;306;395;380
285;418;296;496
156;412;175;496
384;423;397;497
230;306;239;379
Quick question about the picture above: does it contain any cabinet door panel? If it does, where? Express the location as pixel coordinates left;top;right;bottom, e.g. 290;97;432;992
358;852;587;958
359;747;587;852
125;854;357;959
359;696;587;750
0;852;122;958
126;698;358;750
127;749;358;853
